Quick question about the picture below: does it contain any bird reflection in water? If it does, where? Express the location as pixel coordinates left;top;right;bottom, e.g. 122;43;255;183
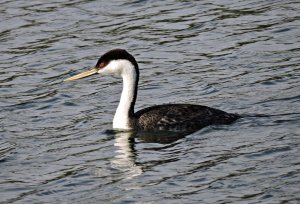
111;130;142;179
108;129;193;179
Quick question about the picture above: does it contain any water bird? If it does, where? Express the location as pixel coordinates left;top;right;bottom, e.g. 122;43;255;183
65;49;240;132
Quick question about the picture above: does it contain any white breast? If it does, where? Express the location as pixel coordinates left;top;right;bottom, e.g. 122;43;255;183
106;60;136;130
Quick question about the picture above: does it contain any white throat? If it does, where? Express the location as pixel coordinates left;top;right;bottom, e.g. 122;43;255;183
109;60;137;130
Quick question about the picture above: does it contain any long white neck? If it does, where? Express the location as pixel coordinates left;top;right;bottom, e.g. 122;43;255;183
112;60;138;129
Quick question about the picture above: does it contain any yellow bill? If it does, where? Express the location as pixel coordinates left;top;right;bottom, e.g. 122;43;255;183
64;68;98;81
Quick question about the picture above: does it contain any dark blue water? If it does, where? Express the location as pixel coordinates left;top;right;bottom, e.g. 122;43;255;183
1;0;299;203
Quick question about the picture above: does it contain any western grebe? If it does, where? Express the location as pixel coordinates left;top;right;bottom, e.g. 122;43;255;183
65;49;240;131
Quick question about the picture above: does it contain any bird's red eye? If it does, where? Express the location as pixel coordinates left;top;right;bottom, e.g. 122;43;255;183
99;62;105;68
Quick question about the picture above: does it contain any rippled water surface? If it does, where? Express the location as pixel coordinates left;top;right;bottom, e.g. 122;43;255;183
1;0;300;203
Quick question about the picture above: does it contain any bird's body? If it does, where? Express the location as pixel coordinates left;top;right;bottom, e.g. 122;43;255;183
135;104;239;131
65;49;240;132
